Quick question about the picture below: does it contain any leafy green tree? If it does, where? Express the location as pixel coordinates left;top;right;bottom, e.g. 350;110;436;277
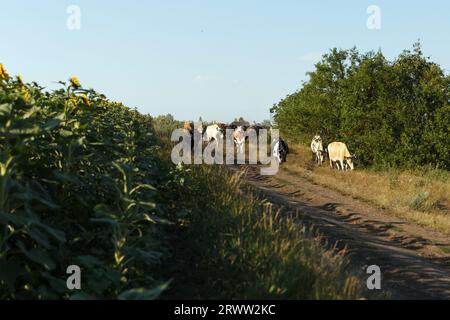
271;43;449;169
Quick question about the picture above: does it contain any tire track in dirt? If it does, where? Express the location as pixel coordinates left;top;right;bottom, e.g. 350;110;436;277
234;165;450;300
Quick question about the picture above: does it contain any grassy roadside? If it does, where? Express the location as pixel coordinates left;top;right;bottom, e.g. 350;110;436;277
159;163;366;300
282;143;450;236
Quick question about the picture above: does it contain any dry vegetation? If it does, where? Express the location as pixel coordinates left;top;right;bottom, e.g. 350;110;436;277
161;165;365;300
282;143;450;236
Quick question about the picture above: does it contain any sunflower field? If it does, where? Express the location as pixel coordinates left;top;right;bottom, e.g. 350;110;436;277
0;65;174;299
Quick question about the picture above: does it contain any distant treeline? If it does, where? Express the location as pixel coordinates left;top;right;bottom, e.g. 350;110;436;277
271;43;449;169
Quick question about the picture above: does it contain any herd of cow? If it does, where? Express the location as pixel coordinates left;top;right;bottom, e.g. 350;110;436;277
182;122;355;170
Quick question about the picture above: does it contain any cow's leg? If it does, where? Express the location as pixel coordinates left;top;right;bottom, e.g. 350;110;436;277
339;160;345;171
330;159;333;170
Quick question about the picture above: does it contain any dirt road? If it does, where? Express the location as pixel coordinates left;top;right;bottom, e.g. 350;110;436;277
236;165;450;299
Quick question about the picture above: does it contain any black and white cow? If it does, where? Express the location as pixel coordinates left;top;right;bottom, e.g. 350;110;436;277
272;138;289;163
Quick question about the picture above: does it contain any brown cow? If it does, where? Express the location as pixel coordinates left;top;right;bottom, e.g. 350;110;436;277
183;121;193;131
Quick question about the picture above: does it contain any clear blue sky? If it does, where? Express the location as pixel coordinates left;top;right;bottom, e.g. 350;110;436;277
1;0;449;122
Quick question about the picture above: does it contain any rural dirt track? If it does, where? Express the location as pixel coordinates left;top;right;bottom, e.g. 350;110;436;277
234;165;450;300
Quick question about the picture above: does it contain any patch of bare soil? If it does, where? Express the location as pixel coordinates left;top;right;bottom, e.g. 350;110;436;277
234;165;450;300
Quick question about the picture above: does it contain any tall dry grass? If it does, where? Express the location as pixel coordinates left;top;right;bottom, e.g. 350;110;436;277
283;143;450;235
163;165;366;299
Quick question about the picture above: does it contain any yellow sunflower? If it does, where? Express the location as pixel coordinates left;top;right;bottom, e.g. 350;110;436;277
70;76;81;88
0;63;9;81
80;93;90;106
20;86;30;103
17;74;24;85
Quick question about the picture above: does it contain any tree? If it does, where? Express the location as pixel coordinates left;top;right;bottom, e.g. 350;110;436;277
271;43;449;169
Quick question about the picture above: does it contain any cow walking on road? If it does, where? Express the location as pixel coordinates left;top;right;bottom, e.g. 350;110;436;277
233;126;246;154
205;124;224;143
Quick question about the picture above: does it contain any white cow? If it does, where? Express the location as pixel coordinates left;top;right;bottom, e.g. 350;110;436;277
205;124;224;143
327;142;355;171
233;126;246;154
311;135;325;166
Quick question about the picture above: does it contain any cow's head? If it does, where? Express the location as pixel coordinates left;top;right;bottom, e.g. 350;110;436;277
345;155;356;170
